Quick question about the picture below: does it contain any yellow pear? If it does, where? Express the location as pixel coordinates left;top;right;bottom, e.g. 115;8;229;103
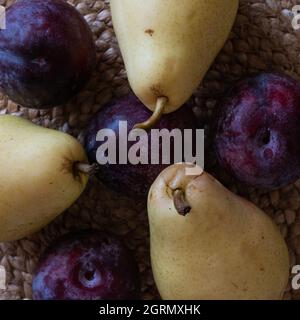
0;115;93;241
148;163;290;300
110;0;238;128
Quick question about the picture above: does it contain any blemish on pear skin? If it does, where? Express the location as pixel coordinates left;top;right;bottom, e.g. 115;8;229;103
149;191;154;201
150;84;163;97
61;157;83;184
231;282;239;289
145;29;154;36
187;11;196;20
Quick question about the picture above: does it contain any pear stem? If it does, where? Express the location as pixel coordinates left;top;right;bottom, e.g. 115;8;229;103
133;96;168;130
173;189;191;216
74;162;99;175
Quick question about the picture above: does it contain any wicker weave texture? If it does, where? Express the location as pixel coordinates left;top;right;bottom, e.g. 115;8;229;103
0;0;300;300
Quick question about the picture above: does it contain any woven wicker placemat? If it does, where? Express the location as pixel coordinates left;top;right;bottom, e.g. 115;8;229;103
0;0;300;300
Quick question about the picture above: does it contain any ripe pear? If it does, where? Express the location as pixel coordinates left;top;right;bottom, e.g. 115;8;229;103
0;115;93;242
110;0;238;128
148;164;290;300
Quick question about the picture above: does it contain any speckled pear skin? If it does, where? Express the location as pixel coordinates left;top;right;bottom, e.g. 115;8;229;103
148;164;290;300
0;115;88;241
110;0;238;113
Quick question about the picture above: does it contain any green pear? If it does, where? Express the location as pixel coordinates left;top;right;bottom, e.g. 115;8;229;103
0;115;92;241
110;0;238;128
148;164;290;300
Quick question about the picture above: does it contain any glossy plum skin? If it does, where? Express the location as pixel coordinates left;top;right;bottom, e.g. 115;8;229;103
215;72;300;190
32;231;141;300
85;94;199;198
0;0;96;108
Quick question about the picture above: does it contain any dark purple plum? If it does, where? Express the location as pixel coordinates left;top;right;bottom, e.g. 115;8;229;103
32;231;140;300
0;0;96;108
85;94;199;198
215;72;300;190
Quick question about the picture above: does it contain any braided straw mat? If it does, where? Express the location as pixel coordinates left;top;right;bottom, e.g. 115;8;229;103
0;0;300;300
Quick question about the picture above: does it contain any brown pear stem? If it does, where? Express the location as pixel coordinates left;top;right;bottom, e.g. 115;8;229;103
74;162;99;175
134;97;168;130
173;189;191;216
